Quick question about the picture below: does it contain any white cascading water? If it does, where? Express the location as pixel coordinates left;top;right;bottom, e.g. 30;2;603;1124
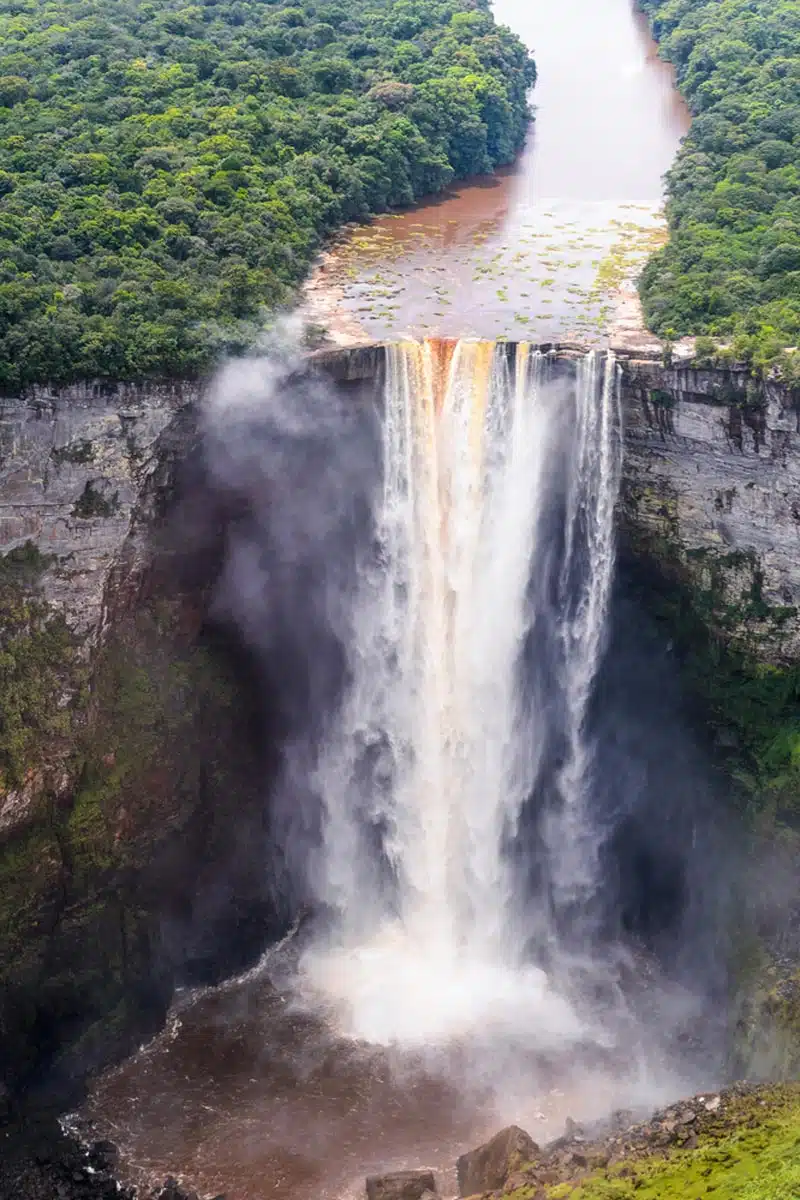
549;350;624;911
301;338;622;1047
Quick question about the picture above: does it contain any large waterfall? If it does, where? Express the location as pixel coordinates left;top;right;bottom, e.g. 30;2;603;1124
301;339;623;1046
78;342;720;1200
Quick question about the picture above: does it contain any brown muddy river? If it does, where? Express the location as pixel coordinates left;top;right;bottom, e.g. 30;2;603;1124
302;0;689;347
76;935;683;1200
77;5;692;1198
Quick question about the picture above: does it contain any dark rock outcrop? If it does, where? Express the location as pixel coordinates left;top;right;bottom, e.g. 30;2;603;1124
365;1170;437;1200
456;1125;539;1196
0;1112;220;1200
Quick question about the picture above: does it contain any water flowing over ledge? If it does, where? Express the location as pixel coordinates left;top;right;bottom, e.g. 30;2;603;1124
299;339;623;1047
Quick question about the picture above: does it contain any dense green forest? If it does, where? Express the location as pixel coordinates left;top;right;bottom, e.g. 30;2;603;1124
639;0;800;378
0;0;533;387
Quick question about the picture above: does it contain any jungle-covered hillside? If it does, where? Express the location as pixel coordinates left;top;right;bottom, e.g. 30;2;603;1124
0;0;534;387
639;0;800;377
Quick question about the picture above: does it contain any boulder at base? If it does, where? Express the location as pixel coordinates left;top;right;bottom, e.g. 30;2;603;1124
457;1126;540;1196
365;1170;437;1200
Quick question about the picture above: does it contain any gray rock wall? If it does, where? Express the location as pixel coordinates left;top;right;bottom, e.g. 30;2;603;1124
620;361;800;661
0;380;199;642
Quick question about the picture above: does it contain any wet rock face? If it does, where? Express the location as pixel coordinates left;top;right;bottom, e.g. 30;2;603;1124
620;361;800;662
366;1171;437;1200
456;1125;540;1196
0;380;199;641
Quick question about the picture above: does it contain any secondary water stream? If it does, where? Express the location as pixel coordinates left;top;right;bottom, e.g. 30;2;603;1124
302;0;689;347
76;6;696;1199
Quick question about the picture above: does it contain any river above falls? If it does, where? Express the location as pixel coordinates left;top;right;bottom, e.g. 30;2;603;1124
301;0;690;348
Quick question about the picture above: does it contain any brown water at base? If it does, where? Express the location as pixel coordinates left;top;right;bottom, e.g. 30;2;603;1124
301;0;690;347
77;965;487;1200
77;946;633;1200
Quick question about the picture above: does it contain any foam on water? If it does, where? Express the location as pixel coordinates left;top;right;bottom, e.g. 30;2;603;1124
299;925;587;1047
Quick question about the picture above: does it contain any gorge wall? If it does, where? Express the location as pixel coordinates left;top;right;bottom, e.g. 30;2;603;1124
0;380;283;1097
2;342;798;1096
621;358;800;665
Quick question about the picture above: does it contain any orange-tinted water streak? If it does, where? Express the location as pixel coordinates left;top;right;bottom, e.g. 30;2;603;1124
425;337;459;414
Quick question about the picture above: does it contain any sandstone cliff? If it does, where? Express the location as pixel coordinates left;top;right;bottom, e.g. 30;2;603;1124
621;360;800;663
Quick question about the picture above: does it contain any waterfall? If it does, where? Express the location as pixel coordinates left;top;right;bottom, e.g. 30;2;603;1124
548;350;624;914
302;338;622;1046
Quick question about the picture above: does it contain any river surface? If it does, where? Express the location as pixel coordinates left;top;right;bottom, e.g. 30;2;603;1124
78;5;691;1199
302;0;689;347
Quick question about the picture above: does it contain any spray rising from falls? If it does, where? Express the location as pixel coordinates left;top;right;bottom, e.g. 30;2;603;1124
302;339;622;1046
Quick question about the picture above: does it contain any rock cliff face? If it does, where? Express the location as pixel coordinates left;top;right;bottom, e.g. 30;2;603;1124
0;380;200;642
620;359;800;663
0;379;282;1096
0;381;198;842
2;344;798;1095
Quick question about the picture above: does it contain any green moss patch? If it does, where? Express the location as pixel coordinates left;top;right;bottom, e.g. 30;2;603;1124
0;545;82;789
737;971;800;1082
542;1087;800;1200
0;823;63;966
621;521;800;832
72;480;119;519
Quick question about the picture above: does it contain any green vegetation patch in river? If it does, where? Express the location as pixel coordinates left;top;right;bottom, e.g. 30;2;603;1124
302;199;667;346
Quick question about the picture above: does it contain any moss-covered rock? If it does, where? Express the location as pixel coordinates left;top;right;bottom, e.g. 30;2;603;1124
617;547;800;1073
494;1085;800;1200
735;966;800;1083
0;542;83;799
0;581;279;1093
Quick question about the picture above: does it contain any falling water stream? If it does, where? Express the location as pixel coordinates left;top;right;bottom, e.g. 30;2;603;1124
300;341;621;1045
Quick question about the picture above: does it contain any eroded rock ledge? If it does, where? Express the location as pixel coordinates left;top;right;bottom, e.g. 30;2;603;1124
308;342;800;663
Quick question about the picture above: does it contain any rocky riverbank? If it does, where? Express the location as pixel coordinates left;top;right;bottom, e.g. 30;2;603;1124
368;1082;800;1200
0;1103;212;1200
14;1081;794;1200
